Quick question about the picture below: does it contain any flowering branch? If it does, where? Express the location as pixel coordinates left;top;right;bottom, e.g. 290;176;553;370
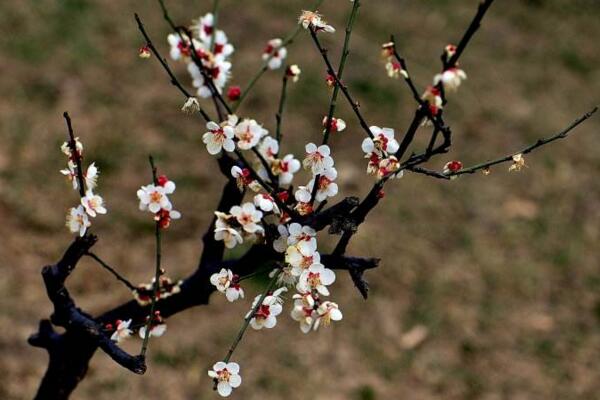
63;113;86;199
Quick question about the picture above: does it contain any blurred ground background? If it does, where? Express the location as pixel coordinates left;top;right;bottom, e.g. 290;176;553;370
0;0;599;399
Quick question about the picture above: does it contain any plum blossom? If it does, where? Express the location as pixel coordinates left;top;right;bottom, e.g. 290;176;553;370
308;167;338;202
286;240;319;276
362;126;400;156
230;203;263;234
287;223;317;247
167;33;195;60
297;263;336;296
434;67;467;92
253;193;280;214
214;211;244;249
444;44;457;60
269;265;297;286
386;60;408;79
376;156;401;180
203;121;235;155
81;190;107;217
187;56;232;98
231;166;259;192
314;301;343;330
210;268;244;302
61;137;83;159
258;136;279;160
270;287;288;304
139;311;167;339
133;275;182;306
291;292;317;333
273;225;289;253
235;119;267;150
138;45;151;59
191;13;214;43
208;361;242;397
210;30;235;58
66;205;91;237
155;208;181;229
443;160;463;175
110;319;132;343
298;10;335;33
271;154;300;185
422;86;443;116
137;184;172;214
509;153;526;172
294;186;313;215
181;96;201;114
262;38;287;70
286;64;301;82
322;116;346;133
303;143;334;175
247;294;283;330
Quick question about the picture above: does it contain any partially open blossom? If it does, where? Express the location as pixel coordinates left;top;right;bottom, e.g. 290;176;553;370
434;67;467;92
61;160;96;191
210;268;244;302
291;292;317;333
297;263;336;296
181;97;201;114
139;311;167;338
303;143;334;175
386;60;408;79
422;86;443;116
298;10;335;33
308;167;338;202
381;41;395;58
271;154;300;185
444;44;457;60
66;205;91;237
286;64;301;82
230;203;263;234
203;121;235;155
214;211;244;249
254;193;280;214
325;74;335;88
234;119;267;150
167;33;194;61
81;190;107;217
362;126;399;156
139;45;151;58
227;86;241;101
208;361;242;397
110;319;132;343
509;153;526;172
443;160;463;175
248;294;283;330
322;116;346;133
262;38;287;70
314;301;343;330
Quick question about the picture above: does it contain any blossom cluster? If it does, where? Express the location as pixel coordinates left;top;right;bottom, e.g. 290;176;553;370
107;310;167;344
380;42;408;79
61;138;107;236
361;126;403;180
168;13;234;98
137;174;181;228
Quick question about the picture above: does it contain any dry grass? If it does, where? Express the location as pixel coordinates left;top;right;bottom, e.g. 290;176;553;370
0;0;599;399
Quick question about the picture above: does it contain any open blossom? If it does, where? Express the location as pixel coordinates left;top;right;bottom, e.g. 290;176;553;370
287;223;317;247
110;319;132;343
211;30;235;57
235;119;267;150
191;13;214;42
299;10;335;33
286;64;301;82
137;184;172;213
181;96;201;114
167;33;197;60
291;292;317;333
66;205;91;237
248;294;283;330
254;193;280;214
214;211;244;249
139;311;167;338
203;121;235;155
208;361;242;398
362;126;400;156
322;116;346;133
303;143;334;175
286;240;319;276
258;136;279;160
262;38;287;70
297;263;336;296
230;203;263;234
434;67;467;92
187;56;232;98
81;190;107;217
308;167;338;202
210;268;244;302
271;154;300;185
509;153;526;172
314;301;343;330
61;162;99;191
422;86;443;116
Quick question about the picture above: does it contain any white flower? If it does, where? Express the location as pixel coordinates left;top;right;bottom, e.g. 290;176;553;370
322;116;346;133
211;30;235;57
210;268;244;302
167;33;193;60
362;126;399;156
181;97;201;114
137;184;172;214
286;64;301;82
258;136;279;160
139;323;167;339
61;160;97;191
287;223;317;247
248;294;283;330
214;212;243;249
285;240;319;276
203;121;236;155
271;287;288;304
385;60;408;79
84;162;99;190
433;67;467;92
314;301;343;330
188;58;232;98
509;153;526;172
294;185;312;204
235;119;267;150
422;86;443;116
230;203;263;233
66;205;91;236
273;225;289;253
271;154;301;185
61;137;83;158
308;167;338;202
303;143;334;175
110;319;132;343
262;38;287;70
208;361;242;397
298;10;335;33
81;190;107;217
297;263;336;296
291;293;316;333
253;193;279;214
191;13;214;42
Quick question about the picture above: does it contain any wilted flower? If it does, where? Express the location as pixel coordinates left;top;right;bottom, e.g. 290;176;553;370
181;97;201;114
509;153;526;172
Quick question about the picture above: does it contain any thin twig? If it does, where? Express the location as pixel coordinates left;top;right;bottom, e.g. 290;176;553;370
63;112;86;199
86;252;137;291
275;71;289;151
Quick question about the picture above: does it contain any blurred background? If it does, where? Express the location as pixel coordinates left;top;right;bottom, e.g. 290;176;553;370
1;0;599;399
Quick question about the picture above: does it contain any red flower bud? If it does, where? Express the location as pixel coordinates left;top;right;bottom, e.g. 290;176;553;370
227;86;241;101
